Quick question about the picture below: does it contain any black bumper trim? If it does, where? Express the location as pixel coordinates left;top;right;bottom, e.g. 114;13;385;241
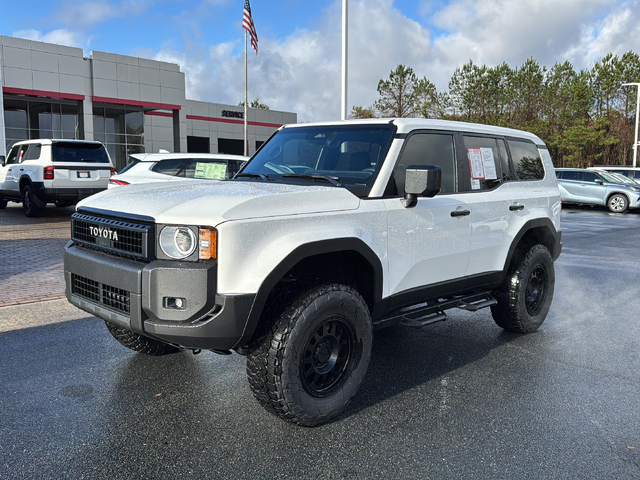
33;182;105;203
64;243;251;351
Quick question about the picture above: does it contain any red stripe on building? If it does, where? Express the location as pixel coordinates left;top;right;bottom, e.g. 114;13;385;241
186;114;282;128
144;110;174;118
93;96;182;111
3;86;85;101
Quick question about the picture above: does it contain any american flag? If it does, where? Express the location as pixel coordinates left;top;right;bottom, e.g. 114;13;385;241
243;0;259;55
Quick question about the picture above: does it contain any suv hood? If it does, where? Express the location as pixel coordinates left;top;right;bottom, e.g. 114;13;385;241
77;180;361;225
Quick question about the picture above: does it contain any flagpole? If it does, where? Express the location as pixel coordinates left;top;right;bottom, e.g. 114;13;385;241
341;0;348;120
244;30;248;156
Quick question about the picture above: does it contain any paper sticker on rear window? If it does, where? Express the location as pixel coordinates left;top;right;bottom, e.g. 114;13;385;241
194;162;228;180
480;148;497;180
467;148;485;179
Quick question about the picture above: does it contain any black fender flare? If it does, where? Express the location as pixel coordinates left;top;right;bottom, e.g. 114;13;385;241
501;217;561;276
234;238;384;348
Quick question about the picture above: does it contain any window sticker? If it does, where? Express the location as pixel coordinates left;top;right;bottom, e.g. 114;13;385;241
194;162;228;180
467;148;485;179
480;148;497;180
471;178;481;190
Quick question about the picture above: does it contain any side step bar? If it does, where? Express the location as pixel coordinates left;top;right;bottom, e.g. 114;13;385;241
375;291;497;329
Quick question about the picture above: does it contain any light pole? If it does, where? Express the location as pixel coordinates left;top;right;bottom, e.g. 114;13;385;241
622;82;640;168
341;0;348;121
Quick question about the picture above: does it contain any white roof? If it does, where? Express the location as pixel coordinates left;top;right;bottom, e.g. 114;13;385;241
130;153;250;162
11;139;104;146
283;118;545;145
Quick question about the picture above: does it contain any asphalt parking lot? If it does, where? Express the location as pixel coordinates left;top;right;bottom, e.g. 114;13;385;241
1;206;639;479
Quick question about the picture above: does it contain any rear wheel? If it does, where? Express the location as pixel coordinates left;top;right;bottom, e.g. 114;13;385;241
491;245;555;333
105;321;180;356
0;199;7;209
22;185;45;217
607;194;628;213
246;283;372;426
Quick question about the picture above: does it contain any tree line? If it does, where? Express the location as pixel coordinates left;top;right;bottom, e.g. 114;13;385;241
351;53;640;167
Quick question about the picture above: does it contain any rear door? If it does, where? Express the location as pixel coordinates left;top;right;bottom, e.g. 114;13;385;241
51;142;112;189
557;170;583;201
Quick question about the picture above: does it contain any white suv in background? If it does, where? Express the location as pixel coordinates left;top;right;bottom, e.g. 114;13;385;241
64;119;562;426
109;153;249;188
0;139;114;217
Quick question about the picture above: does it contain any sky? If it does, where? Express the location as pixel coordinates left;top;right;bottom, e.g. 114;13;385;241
1;0;639;122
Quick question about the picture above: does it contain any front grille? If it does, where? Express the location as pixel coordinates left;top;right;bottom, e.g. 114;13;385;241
72;212;154;260
71;273;131;315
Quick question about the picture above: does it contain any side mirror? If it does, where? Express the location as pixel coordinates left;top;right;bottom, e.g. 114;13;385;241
402;165;442;208
595;179;604;185
0;155;5;167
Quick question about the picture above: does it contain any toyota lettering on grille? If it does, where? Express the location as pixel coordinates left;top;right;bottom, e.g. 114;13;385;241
90;225;119;242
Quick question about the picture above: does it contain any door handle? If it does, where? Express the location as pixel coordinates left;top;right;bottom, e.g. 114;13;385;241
509;205;525;211
450;210;471;217
19;168;24;171
8;168;12;171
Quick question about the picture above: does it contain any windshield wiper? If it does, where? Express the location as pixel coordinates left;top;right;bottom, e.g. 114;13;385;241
282;174;342;187
235;172;270;180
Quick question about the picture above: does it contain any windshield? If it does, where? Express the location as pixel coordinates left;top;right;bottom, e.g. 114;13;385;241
600;171;628;184
237;125;396;195
607;172;636;185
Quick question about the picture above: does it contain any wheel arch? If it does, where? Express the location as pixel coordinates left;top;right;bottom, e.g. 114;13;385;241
235;238;384;348
502;218;561;280
19;175;33;192
606;191;629;207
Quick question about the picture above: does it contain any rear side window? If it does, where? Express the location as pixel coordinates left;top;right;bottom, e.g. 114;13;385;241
152;159;188;176
634;172;640;179
508;140;545;180
52;143;110;163
463;136;505;191
118;158;141;174
23;144;41;161
389;133;456;195
561;171;581;181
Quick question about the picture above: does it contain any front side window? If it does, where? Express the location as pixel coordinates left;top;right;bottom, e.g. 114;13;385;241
389;133;456;195
239;125;396;196
508;140;545;180
185;160;230;180
582;172;601;183
5;146;20;165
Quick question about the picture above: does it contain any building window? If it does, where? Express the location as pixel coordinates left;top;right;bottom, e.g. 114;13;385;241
3;96;79;153
93;106;145;170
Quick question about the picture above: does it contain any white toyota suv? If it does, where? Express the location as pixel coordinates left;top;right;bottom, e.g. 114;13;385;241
0;139;114;217
63;119;562;426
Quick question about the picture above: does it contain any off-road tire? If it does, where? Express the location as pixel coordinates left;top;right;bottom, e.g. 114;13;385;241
0;199;7;209
607;194;628;213
104;321;180;356
22;185;45;217
246;283;372;427
491;245;554;333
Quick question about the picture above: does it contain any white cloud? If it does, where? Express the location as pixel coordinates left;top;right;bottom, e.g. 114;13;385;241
128;0;640;121
12;29;89;50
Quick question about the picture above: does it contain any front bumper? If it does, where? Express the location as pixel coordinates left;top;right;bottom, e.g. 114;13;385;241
64;243;254;350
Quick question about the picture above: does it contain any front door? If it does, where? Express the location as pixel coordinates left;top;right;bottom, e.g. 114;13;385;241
384;132;471;298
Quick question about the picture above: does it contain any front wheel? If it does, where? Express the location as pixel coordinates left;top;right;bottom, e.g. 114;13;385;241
105;321;180;356
491;245;555;333
0;199;7;209
246;284;372;427
607;194;628;213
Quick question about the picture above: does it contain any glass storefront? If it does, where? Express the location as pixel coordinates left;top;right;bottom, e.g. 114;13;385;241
3;96;80;153
93;106;145;171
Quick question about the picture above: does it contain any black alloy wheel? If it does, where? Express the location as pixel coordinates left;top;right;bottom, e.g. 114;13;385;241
525;265;548;316
300;316;355;397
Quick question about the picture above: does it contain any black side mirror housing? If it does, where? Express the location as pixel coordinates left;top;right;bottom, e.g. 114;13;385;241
402;165;442;208
0;155;5;167
595;178;604;185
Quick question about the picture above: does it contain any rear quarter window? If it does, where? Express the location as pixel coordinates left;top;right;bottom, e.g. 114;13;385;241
52;143;110;163
508;140;545;180
151;159;188;176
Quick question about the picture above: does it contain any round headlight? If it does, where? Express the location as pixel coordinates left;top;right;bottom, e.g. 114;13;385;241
159;226;197;259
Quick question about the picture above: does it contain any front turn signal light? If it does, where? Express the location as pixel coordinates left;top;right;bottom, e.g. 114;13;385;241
199;227;217;260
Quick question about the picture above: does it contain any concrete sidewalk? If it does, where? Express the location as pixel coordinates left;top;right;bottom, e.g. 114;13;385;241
0;298;89;333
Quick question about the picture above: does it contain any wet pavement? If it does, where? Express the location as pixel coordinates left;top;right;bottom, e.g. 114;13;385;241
1;206;639;479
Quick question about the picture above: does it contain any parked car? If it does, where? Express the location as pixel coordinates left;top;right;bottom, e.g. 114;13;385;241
65;118;562;426
0;139;114;217
588;166;640;185
591;165;640;183
108;153;249;188
555;168;640;213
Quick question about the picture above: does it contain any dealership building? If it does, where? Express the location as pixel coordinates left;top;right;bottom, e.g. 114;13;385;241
0;35;297;170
